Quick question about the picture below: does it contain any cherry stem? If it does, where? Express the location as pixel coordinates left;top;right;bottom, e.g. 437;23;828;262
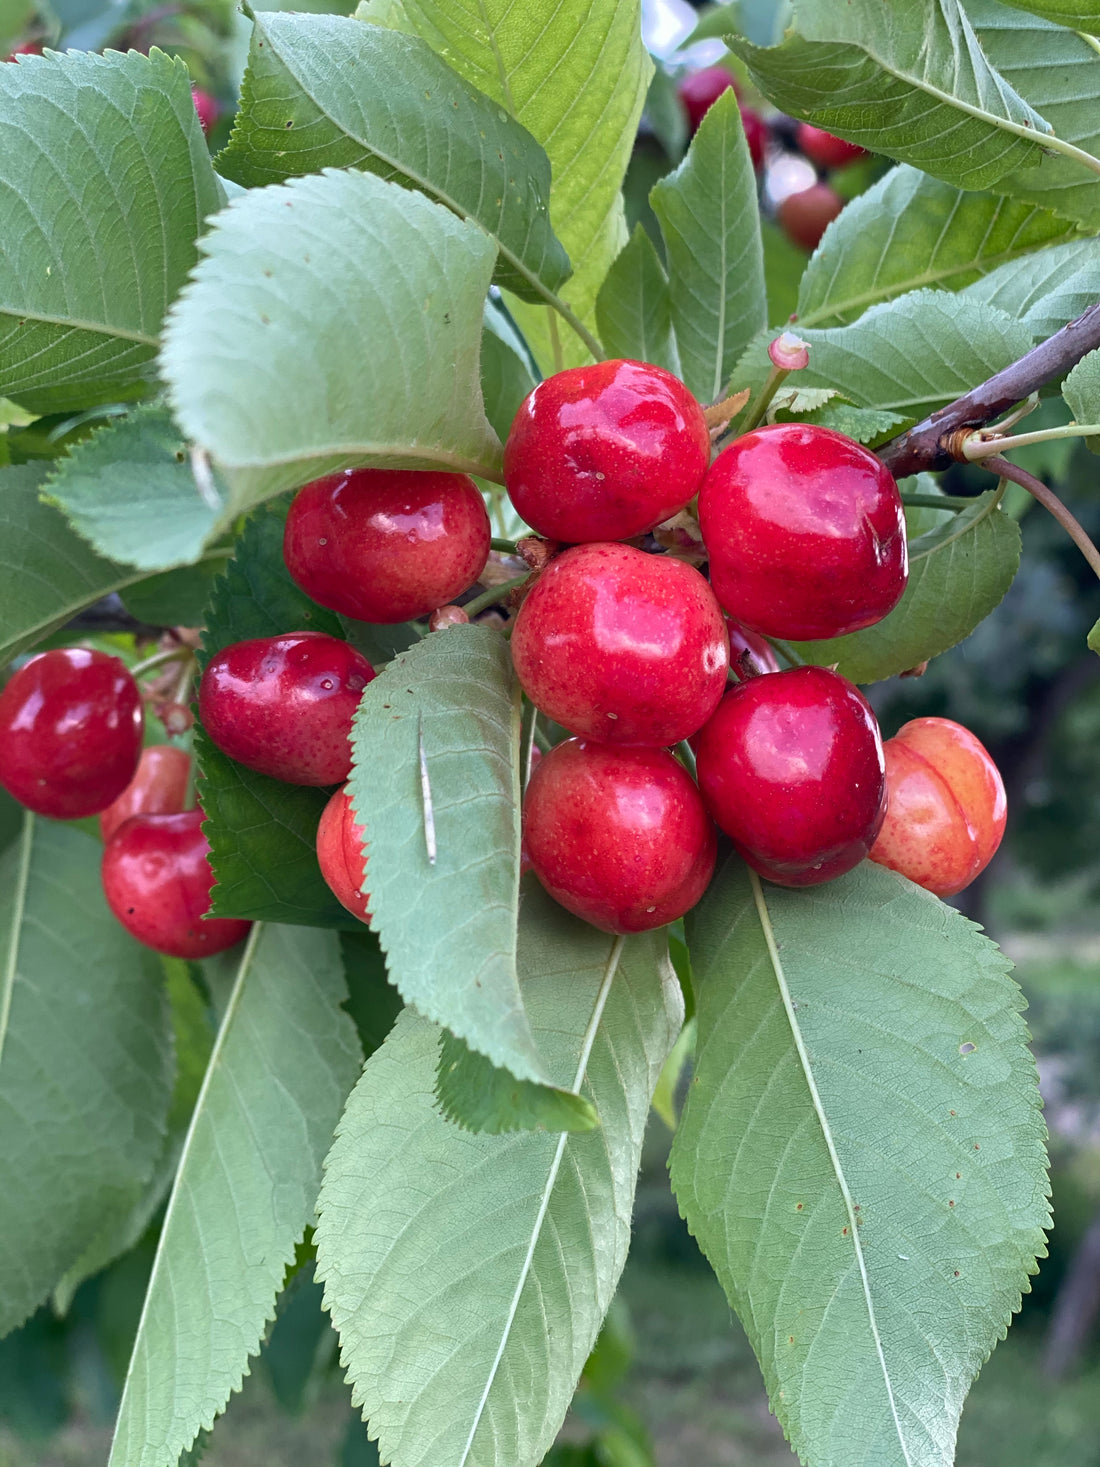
130;646;190;680
461;573;531;620
962;422;1100;461
183;754;199;813
490;537;519;554
900;493;972;512
548;299;604;362
982;454;1100;583
739;365;790;434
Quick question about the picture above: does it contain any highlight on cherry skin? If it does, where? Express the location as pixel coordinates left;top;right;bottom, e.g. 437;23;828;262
694;665;887;887
510;541;730;748
870;717;1008;897
198;632;375;787
698;421;908;641
522;738;717;935
503;358;711;544
284;467;491;624
100;744;192;844
101;809;252;959
317;784;371;924
0;647;144;819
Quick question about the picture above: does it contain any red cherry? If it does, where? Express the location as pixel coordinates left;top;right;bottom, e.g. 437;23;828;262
198;632;375;786
0;648;143;819
511;543;729;747
5;41;42;58
727;617;779;675
796;123;866;171
869;718;1007;897
740;106;767;170
677;67;738;133
778;182;844;251
101;809;251;958
99;744;192;843
317;784;370;922
698;423;907;640
192;86;219;135
503;360;710;544
523;739;716;933
284;468;491;624
695;666;886;886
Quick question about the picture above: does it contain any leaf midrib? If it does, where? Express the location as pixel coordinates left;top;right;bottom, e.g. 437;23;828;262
0;813;34;1073
0;305;159;347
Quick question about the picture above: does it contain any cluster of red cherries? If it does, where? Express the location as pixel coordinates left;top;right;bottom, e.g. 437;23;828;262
0;357;1006;954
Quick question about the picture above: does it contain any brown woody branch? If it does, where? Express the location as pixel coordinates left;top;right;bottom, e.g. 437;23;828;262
878;303;1100;478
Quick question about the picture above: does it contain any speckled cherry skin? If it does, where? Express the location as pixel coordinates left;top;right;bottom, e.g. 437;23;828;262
100;745;192;843
198;632;375;787
284;468;491;623
503;360;711;544
0;648;143;819
316;784;370;922
796;123;866;171
523;739;716;933
677;67;737;132
101;809;251;958
511;543;729;747
870;718;1007;897
777;182;844;251
699;423;907;640
695;665;886;886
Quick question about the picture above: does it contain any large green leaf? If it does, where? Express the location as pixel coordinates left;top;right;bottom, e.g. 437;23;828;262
792;490;1022;682
0;48;222;414
218;12;569;306
594;225;679;377
1063;346;1100;421
958;237;1100;343
671;857;1049;1467
481;300;537;444
347;623;549;1083
108;924;362;1467
795;166;1080;330
996;0;1100;22
649;90;766;404
0;817;172;1337
316;887;683;1467
160;168;502;514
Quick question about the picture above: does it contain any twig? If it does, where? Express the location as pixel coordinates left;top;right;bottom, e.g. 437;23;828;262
982;454;1100;583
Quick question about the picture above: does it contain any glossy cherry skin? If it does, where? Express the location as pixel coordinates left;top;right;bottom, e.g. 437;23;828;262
699;423;907;640
192;86;219;134
523;739;716;933
677;67;737;132
317;784;371;922
796;123;866;171
695;666;886;886
101;810;251;958
869;718;1007;897
511;543;729;747
778;182;844;251
0;648;144;819
727;617;779;675
198;632;375;787
503;360;710;544
99;745;192;843
284;468;491;623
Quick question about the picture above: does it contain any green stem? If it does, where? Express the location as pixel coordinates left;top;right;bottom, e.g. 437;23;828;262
739;365;789;434
982;455;1100;584
900;493;971;512
462;573;531;619
547;297;604;362
963;423;1100;461
490;537;519;554
546;309;565;375
130;646;189;680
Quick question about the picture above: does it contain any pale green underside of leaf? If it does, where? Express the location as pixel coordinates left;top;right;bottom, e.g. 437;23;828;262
958;236;1100;342
316;885;683;1467
0;818;172;1337
774;402;907;444
218;12;570;305
0;48;222;413
796;165;1082;330
996;0;1100;25
1063;345;1100;420
348;624;551;1084
108;923;362;1467
792;490;1022;682
1089;614;1100;653
160;168;502;514
672;857;1050;1467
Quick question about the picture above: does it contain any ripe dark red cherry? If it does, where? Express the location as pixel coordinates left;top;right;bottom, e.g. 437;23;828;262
317;784;370;922
101;809;251;958
778;182;844;251
741;106;767;170
284;468;491;623
869;718;1007;897
796;123;866;171
511;543;729;747
698;423;907;640
695;666;886;886
523;739;716;933
199;632;375;786
677;66;737;132
0;648;143;819
100;745;192;843
503;360;710;544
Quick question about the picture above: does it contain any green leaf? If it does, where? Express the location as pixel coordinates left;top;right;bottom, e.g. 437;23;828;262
436;1030;599;1134
774;401;908;444
339;929;402;1058
108;923;362;1467
316;887;683;1467
120;557;228;629
347;623;549;1083
1089;614;1100;653
671;858;1050;1467
959;237;1100;343
219;12;570;306
0;49;222;413
792;490;1021;682
996;0;1100;23
795;165;1080;329
650;90;766;403
0;817;173;1337
43;405;229;572
160;169;502;514
1063;346;1100;420
595;225;679;377
481;301;536;444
